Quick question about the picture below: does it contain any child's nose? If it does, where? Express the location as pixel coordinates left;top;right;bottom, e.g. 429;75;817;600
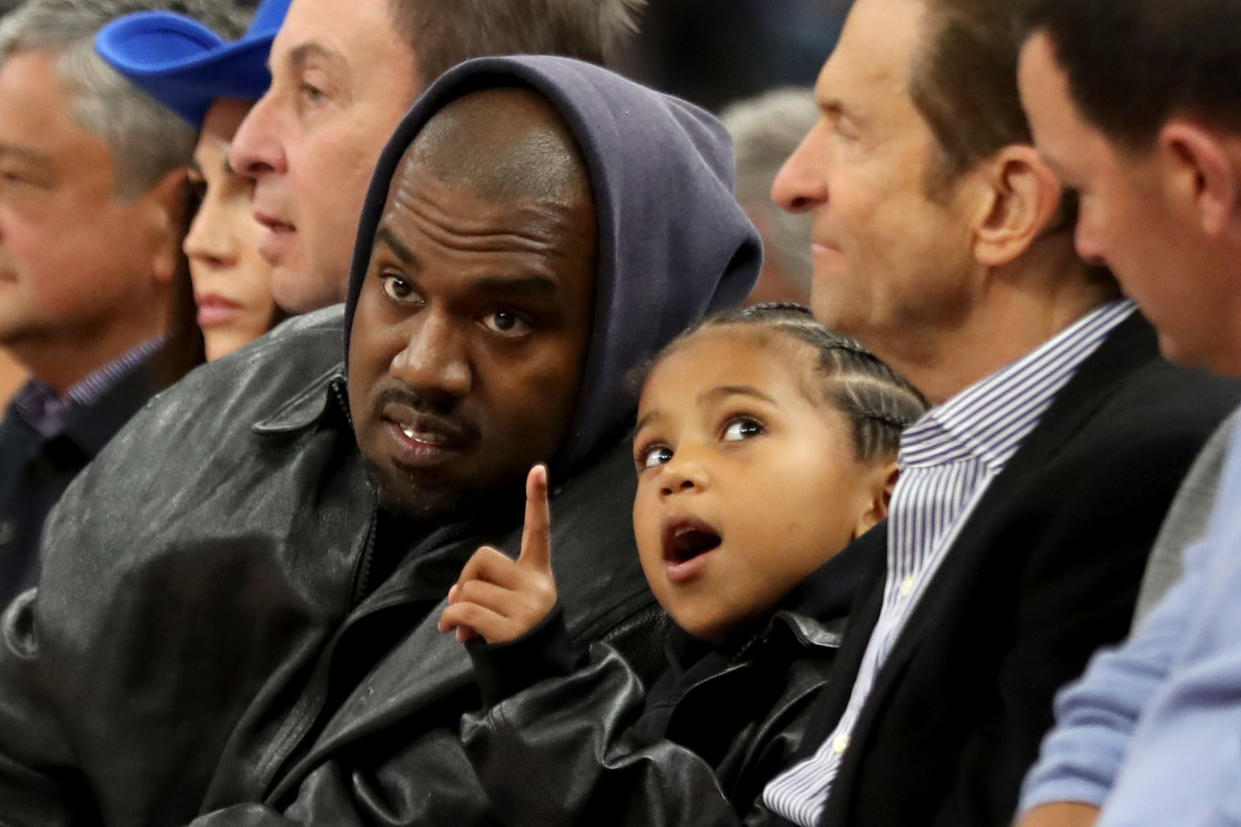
658;454;709;498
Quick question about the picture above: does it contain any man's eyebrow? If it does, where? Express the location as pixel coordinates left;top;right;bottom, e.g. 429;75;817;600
374;226;417;265
819;96;844;115
289;41;342;70
0;143;50;165
699;385;778;406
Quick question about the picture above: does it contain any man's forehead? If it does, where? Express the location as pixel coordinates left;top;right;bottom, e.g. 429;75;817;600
820;0;922;105
367;138;598;300
1017;33;1077;171
270;0;393;66
379;152;591;240
396;90;593;207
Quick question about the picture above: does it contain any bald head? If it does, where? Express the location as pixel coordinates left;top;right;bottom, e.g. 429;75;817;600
410;87;592;206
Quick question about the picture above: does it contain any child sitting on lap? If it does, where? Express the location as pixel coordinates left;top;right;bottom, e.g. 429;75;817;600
438;303;928;824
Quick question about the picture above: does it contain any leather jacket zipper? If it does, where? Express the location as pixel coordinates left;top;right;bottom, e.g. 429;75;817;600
257;379;384;800
328;375;380;610
350;503;379;608
257;496;381;802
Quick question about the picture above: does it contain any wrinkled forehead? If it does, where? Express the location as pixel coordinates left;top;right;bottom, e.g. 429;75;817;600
823;0;925;99
269;0;415;94
377;148;595;252
370;87;598;263
366;91;601;302
403;86;593;207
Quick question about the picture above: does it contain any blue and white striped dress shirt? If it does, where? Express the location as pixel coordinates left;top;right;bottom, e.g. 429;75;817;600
762;299;1137;826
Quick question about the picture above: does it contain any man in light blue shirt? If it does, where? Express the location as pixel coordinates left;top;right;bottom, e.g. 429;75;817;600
1015;0;1241;825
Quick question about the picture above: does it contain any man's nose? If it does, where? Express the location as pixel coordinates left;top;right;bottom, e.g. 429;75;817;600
771;125;829;214
389;311;472;398
229;93;286;178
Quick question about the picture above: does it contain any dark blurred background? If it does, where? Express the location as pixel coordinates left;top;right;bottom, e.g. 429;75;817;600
618;0;845;112
0;0;847;114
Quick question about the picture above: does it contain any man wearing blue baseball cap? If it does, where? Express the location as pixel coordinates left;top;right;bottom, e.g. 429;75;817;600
96;0;289;128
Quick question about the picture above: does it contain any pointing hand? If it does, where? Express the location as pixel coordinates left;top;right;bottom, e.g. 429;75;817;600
437;464;557;645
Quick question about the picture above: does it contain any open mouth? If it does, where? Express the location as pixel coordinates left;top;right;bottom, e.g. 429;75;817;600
394;421;459;448
385;415;470;450
379;397;477;471
662;518;722;565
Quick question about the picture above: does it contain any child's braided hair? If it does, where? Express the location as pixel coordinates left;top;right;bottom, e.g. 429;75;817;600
641;303;930;462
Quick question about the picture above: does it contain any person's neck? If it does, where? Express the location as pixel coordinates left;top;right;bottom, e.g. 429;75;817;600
888;247;1120;406
9;311;168;394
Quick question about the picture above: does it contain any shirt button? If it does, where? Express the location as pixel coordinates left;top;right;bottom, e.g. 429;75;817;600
899;576;915;597
833;733;851;755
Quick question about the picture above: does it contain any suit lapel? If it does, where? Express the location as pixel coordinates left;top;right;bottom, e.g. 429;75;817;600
822;313;1157;824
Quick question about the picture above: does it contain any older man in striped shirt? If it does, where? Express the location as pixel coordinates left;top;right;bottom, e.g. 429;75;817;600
759;0;1241;824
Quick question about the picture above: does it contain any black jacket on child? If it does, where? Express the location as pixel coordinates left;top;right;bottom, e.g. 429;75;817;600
460;533;874;826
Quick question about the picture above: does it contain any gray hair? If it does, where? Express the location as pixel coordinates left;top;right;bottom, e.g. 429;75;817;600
721;87;819;295
388;0;647;84
0;0;249;200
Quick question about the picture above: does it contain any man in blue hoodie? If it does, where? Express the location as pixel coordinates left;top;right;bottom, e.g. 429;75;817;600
0;57;759;826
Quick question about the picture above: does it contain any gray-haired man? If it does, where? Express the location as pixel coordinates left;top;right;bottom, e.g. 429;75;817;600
0;0;238;607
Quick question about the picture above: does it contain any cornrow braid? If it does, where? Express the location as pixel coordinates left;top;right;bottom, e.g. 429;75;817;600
657;303;929;461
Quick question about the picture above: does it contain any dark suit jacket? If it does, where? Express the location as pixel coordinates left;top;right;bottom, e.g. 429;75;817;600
779;314;1241;827
0;356;160;608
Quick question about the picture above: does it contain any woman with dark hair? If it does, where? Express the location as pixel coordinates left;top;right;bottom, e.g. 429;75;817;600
96;0;290;364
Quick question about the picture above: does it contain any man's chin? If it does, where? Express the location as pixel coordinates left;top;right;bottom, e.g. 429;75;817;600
271;260;341;316
370;461;467;522
365;457;518;527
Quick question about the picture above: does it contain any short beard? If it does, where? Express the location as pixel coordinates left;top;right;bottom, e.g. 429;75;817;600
362;454;521;529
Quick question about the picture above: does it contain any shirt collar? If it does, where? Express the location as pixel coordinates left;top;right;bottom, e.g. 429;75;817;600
899;299;1136;471
10;337;165;439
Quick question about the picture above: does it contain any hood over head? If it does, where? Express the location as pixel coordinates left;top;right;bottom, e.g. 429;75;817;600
345;55;761;474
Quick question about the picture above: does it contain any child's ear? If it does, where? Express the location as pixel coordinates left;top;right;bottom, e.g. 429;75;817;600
851;461;899;541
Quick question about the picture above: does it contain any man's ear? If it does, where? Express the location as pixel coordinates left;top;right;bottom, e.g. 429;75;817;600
139;166;190;285
851;460;900;541
972;145;1063;268
1158;121;1239;239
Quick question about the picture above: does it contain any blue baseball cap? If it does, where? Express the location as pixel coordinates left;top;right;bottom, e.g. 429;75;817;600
95;0;292;129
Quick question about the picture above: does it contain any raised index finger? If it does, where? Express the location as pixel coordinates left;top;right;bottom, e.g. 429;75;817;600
517;464;551;572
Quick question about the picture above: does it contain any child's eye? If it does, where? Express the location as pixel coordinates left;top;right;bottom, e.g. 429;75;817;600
637;444;673;469
722;417;764;442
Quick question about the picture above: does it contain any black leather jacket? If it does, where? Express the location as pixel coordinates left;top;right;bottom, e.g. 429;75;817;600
459;537;872;827
0;308;665;826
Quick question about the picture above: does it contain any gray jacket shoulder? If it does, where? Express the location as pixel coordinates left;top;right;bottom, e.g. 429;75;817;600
1133;405;1241;625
